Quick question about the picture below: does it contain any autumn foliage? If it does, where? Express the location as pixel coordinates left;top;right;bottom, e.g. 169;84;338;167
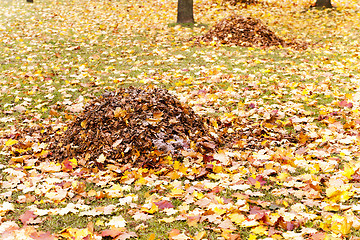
1;0;360;239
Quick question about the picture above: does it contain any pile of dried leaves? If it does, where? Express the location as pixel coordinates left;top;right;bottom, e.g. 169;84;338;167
223;0;259;6
192;15;307;49
43;86;215;169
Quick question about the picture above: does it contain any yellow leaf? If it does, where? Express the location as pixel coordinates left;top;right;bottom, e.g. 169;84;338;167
226;86;233;92
87;190;97;197
142;203;158;214
135;177;147;186
95;219;104;226
341;164;355;179
330;214;352;235
213;207;226;215
254;181;261;189
248;233;257;240
326;185;353;203
228;213;246;225
193;191;204;200
160;217;176;223
81;121;87;129
251;225;268;235
277;172;289;181
148;233;156;240
208;173;221;180
105;184;123;198
194;231;206;240
69;158;77;167
5;139;18;146
75;228;93;240
173;161;180;170
170;188;184;197
324;203;340;212
114;107;127;118
241;220;260;227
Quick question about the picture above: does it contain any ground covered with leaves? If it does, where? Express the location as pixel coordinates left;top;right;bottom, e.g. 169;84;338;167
1;0;360;239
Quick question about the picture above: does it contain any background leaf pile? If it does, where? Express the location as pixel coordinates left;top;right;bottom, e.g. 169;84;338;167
192;15;307;49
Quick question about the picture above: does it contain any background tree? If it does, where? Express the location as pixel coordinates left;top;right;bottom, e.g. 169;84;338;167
177;0;194;24
314;0;332;8
27;0;34;2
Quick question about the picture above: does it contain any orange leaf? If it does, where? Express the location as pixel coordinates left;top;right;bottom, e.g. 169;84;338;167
169;229;181;240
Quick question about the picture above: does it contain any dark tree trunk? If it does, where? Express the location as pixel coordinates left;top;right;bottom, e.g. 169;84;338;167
177;0;194;24
315;0;332;8
27;0;34;2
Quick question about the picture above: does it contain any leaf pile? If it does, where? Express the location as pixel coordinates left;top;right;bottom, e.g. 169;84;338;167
223;0;259;6
44;86;214;169
192;15;306;49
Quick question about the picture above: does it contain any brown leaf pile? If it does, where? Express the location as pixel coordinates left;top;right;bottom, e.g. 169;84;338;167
224;0;259;6
192;15;307;49
45;86;214;168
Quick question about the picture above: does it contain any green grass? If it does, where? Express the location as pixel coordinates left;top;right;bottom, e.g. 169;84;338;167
1;0;360;238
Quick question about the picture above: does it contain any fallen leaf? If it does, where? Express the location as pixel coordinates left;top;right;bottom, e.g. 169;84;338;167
19;211;37;225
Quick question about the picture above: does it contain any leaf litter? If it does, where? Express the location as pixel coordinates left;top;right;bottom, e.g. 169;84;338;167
1;0;360;239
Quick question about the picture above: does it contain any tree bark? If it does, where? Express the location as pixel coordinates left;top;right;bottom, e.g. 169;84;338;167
314;0;332;8
177;0;194;24
27;0;34;2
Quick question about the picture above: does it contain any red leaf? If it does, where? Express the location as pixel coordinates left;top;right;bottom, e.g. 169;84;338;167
101;228;124;238
338;100;353;108
248;175;266;186
30;231;57;240
154;200;174;209
19;210;37;225
310;232;326;240
62;159;74;171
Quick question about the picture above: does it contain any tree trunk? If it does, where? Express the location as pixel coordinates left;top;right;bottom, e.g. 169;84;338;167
315;0;332;8
177;0;194;24
27;0;34;2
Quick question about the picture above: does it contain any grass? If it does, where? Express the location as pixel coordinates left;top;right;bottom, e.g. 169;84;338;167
1;0;360;238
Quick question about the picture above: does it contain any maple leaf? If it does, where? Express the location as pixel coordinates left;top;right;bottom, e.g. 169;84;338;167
228;213;246;225
218;218;237;230
0;202;14;216
101;228;124;238
5;139;18;147
116;232;137;240
19;211;37;225
60;227;93;240
106;215;126;228
154;200;174;209
330;214;352;235
30;231;57;240
132;211;154;221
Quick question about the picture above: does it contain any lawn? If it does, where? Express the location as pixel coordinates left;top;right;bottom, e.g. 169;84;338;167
1;0;360;239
